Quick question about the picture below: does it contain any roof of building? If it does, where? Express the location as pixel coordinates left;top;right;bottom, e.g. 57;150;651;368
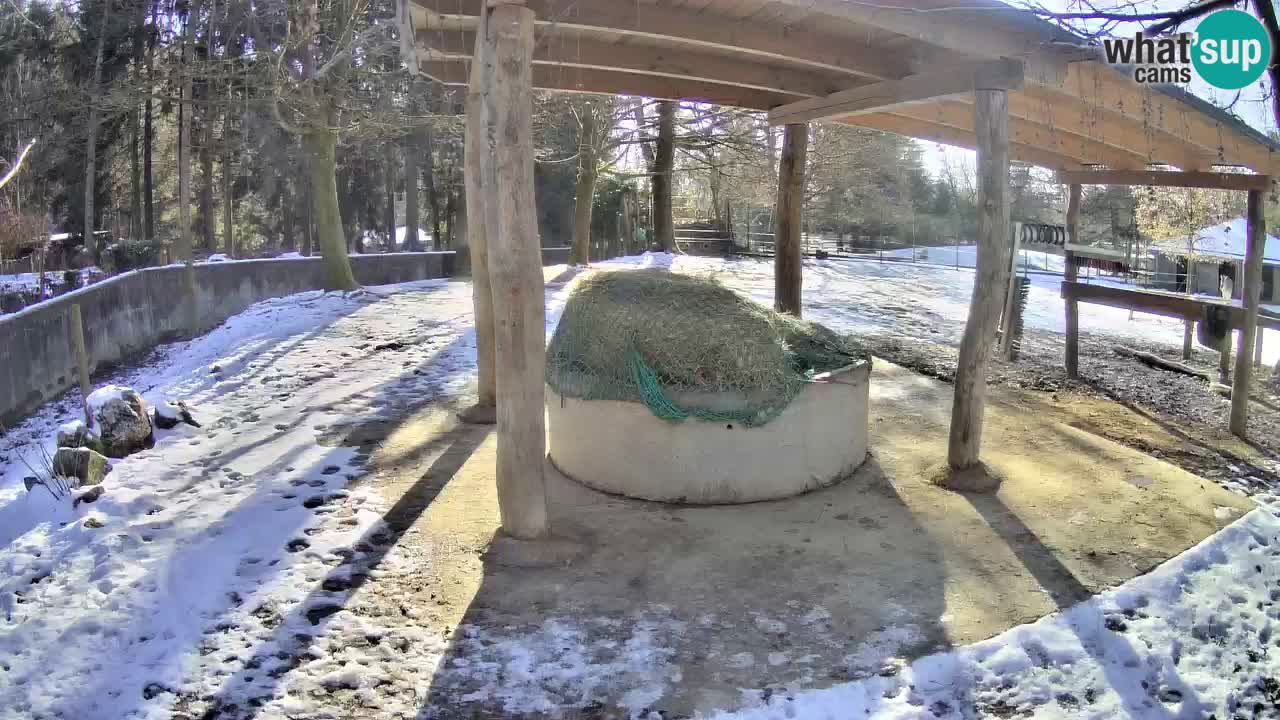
1156;218;1280;263
410;0;1280;174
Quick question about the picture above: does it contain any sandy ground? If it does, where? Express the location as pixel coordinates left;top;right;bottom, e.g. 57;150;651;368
322;360;1252;718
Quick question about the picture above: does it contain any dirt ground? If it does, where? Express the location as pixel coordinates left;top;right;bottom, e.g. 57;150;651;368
329;360;1252;718
865;327;1280;493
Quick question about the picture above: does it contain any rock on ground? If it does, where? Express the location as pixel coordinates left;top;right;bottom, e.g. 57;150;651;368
88;386;153;457
52;446;112;487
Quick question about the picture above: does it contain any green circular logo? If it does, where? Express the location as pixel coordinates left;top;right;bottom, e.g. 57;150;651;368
1192;9;1272;90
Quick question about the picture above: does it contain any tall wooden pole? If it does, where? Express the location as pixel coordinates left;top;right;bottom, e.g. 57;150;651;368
459;9;497;422
1230;188;1266;437
481;1;548;539
948;89;1011;470
1063;183;1081;378
774;123;807;316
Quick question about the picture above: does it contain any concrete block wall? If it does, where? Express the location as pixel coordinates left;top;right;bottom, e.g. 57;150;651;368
1;248;575;426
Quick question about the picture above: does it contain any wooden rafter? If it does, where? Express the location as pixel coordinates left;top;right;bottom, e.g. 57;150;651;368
416;0;903;81
846;113;1084;170
767;59;1023;126
1055;169;1272;190
890;100;1150;169
419;31;847;99
421;60;793;110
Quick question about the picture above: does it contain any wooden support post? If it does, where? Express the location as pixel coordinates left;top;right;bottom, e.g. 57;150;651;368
1183;321;1194;360
948;89;1011;470
1000;221;1022;359
1220;331;1232;383
67;304;92;425
774;123;807;316
480;1;548;539
1230;189;1266;437
459;9;497;422
1255;329;1264;369
1063;184;1081;379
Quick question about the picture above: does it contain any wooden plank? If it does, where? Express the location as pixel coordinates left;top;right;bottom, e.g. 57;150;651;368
481;1;549;539
846;113;1084;170
767;59;1022;125
1061;282;1280;331
1064;184;1081;378
422;60;790;110
770;0;1068;62
418;0;902;80
774;123;806;315
459;8;497;421
895;100;1150;169
948;88;1010;471
421;30;846;98
1015;85;1215;171
1058;62;1278;175
1055;169;1272;191
1231;189;1266;437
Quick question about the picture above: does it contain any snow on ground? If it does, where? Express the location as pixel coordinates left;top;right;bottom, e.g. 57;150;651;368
713;507;1280;720
0;267;105;293
1;251;1278;719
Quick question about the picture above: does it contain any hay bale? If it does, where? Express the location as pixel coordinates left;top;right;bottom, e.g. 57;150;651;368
546;269;867;425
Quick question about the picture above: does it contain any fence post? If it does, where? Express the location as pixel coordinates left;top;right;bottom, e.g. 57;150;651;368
68;304;92;425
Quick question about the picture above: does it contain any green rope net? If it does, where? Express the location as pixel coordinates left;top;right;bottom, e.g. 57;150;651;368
546;269;870;426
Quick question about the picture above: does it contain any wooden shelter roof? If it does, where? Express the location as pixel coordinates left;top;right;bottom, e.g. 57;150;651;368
408;0;1280;175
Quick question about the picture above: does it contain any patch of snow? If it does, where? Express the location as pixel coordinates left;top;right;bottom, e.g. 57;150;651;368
712;508;1280;720
84;384;129;414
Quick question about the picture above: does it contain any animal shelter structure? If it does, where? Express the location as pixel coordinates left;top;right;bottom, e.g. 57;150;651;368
400;0;1279;539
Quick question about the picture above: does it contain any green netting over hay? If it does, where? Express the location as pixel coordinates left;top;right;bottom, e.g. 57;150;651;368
546;269;870;426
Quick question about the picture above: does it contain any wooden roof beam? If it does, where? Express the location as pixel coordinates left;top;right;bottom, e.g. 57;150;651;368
768;59;1022;126
771;0;1083;62
1055;62;1278;174
1055;169;1272;191
893;100;1150;169
1010;86;1216;171
415;0;903;81
419;31;844;99
421;60;791;110
845;113;1085;170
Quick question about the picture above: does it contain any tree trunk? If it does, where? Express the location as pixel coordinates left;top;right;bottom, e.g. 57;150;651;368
301;149;314;257
200;109;215;250
481;1;548;539
84;0;113;258
462;9;496;414
383;140;396;251
222;116;234;256
652;100;676;252
305;131;357;290
774;123;807;316
281;178;296;251
570;108;598;265
142;0;156;242
947;89;1011;471
425;123;442;250
402;85;421;252
130;103;142;241
177;10;194;262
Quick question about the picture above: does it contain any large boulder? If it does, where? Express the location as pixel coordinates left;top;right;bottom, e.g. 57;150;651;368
53;447;112;487
56;419;104;455
87;385;153;458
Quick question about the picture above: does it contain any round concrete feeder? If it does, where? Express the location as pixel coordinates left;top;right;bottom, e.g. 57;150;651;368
547;361;871;504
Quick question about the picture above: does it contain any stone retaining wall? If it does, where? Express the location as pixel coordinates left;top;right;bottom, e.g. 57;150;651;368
1;248;574;426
